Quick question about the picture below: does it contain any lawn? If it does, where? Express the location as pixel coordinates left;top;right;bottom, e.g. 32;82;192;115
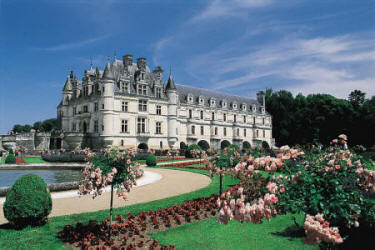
153;213;316;250
0;169;237;249
22;157;47;163
0;157;5;164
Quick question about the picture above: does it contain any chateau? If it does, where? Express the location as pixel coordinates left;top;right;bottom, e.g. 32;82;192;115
57;54;274;150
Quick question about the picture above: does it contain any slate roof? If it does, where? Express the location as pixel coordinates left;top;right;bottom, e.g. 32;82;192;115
175;84;262;111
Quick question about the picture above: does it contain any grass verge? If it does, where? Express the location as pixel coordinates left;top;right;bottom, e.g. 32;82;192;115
152;213;317;250
22;157;47;163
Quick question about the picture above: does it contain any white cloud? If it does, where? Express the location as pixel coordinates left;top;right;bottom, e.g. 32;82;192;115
34;36;109;51
190;0;272;23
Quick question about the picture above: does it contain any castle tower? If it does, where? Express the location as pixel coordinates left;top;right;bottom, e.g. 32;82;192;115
101;58;116;146
165;69;178;148
61;75;73;131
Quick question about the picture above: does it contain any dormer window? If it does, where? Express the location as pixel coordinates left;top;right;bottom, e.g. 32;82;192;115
156;87;162;98
199;96;204;105
252;104;257;113
221;100;227;108
232;102;237;110
121;82;129;93
241;103;247;111
210;98;216;107
187;94;194;104
261;107;265;114
137;84;147;95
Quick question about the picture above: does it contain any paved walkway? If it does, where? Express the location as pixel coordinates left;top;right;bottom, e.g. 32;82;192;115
0;167;211;225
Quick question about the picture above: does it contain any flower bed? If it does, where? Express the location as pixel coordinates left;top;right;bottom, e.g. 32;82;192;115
161;160;208;170
15;158;26;164
59;194;221;249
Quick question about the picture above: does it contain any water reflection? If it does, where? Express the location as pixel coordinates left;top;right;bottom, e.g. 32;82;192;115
0;169;83;188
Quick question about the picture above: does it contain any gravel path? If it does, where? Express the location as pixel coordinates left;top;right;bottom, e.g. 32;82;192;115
0;167;211;225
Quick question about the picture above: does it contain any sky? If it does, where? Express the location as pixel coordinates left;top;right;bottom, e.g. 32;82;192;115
0;0;374;134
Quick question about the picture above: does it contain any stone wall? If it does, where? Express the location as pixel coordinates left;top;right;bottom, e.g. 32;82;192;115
0;132;51;152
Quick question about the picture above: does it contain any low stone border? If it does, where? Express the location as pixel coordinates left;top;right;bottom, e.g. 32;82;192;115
0;168;144;197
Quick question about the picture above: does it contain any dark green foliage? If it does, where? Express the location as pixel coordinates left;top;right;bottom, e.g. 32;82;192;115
33;121;43;131
22;124;32;132
265;89;375;147
9;148;14;154
12;124;23;133
198;140;210;151
131;154;150;161
11;118;58;133
3;174;52;228
5;153;16;164
228;144;240;151
186;144;202;158
41;118;58;132
146;154;157;166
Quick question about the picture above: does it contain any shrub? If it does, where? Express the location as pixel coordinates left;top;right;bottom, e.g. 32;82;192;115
131;153;150;161
5;153;16;164
3;174;52;228
9;148;14;154
146;155;157;166
42;153;86;162
228;144;240;151
185;144;202;158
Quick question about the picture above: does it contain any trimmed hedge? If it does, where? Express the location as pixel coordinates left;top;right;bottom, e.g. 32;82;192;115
42;153;86;162
5;153;16;164
3;174;52;228
146;154;157;166
185;144;202;158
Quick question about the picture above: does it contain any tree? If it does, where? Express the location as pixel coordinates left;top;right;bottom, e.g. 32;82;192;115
22;124;32;132
12;124;24;133
41;118;58;132
33;121;43;131
348;90;366;108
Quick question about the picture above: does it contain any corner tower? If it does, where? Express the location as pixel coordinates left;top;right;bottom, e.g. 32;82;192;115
165;69;178;148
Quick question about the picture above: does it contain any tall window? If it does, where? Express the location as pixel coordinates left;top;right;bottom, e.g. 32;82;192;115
94;102;98;112
122;101;128;112
138;100;147;112
72;123;76;131
224;127;227;136
253;117;256;124
263;118;265;125
200;110;204;120
244;128;246;137
138;85;147;95
83;105;88;113
156;105;162;115
237;128;240;136
94;120;98;132
121;82;129;93
191;125;195;135
234;114;237;123
137;118;146;133
102;103;105;109
189;109;192;119
73;107;77;116
256;130;259;138
200;126;204;135
223;113;226;122
121;120;128;133
263;130;266;137
243;115;246;123
156;122;161;134
156;88;162;98
212;112;215;121
215;127;218;135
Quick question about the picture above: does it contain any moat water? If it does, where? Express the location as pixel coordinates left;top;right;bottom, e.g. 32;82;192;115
0;169;82;188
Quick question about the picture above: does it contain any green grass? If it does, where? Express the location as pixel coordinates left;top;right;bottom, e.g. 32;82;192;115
153;213;317;250
0;157;5;164
0;169;237;249
22;157;47;163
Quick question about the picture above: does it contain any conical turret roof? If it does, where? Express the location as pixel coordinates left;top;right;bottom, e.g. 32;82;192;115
102;59;115;80
63;76;72;91
165;68;176;90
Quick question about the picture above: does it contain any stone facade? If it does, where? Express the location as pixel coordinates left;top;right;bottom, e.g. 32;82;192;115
57;54;274;150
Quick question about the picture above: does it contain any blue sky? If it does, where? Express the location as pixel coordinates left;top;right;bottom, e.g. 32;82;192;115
1;0;374;134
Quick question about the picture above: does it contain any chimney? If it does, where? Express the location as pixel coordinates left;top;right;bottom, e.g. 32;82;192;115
137;57;146;71
122;54;133;67
256;91;265;107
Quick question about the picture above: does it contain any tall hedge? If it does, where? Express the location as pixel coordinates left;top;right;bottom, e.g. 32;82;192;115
5;153;16;164
3;174;52;228
146;154;157;166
